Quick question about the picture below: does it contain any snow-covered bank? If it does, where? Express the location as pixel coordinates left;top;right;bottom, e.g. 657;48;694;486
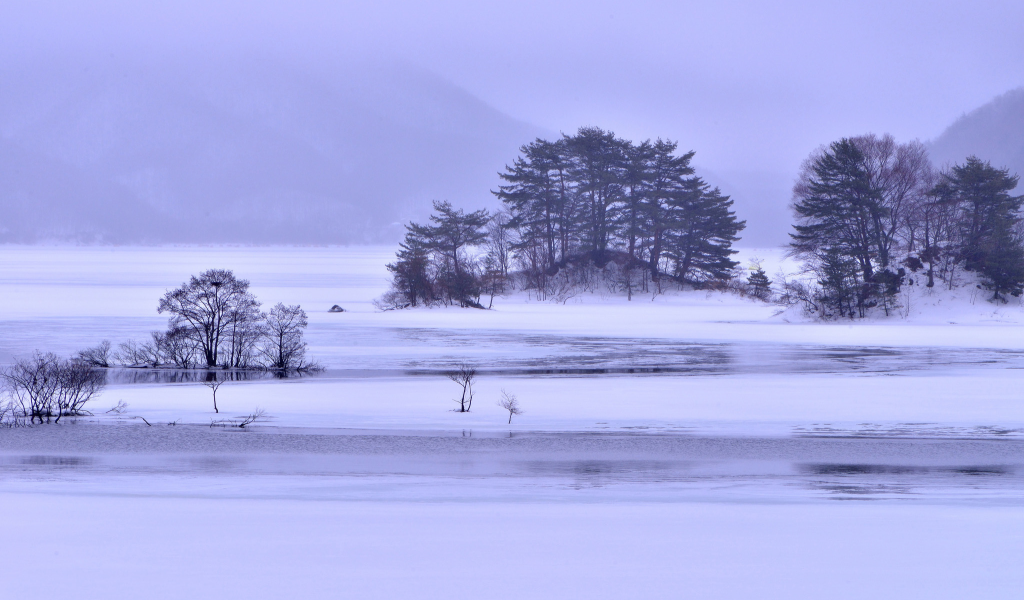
87;368;1024;436
3;494;1023;600
3;245;1024;436
4;245;1024;600
2;245;1023;352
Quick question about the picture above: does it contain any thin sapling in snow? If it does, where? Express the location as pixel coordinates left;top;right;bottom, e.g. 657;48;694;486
498;389;522;424
202;373;227;413
447;363;477;412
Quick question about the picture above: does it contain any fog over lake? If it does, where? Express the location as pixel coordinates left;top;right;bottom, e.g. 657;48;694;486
2;0;1022;245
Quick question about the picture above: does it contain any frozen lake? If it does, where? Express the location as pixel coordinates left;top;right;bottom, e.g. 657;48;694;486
10;317;1024;377
3;245;1024;599
4;424;1024;503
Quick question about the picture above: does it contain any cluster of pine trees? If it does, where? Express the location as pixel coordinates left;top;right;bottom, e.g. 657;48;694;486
382;200;497;309
496;127;745;297
788;134;1024;318
381;128;1024;317
381;127;746;308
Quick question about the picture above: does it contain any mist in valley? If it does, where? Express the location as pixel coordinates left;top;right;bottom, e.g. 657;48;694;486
1;0;1023;247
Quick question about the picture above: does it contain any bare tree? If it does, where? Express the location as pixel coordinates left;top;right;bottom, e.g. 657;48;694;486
486;210;514;280
201;373;226;413
852;134;935;270
158;269;261;368
447;363;477;413
498;389;522;424
259;303;309;370
0;399;26;428
76;340;113;367
226;303;265;368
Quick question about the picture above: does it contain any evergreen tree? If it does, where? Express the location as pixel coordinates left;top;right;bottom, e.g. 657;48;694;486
643;140;696;286
747;266;772;301
930;156;1022;274
815;247;860;318
664;179;745;284
495;129;739;291
495;138;573;273
618;139;655;269
565;127;628;266
407;200;489;281
790;138;884;284
386;235;432;307
385;201;490;308
979;218;1024;302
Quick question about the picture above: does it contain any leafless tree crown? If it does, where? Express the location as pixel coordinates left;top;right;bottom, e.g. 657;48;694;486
447;363;477;413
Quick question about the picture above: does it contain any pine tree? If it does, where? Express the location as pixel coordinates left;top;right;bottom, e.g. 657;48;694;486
494;139;573;273
664;179;745;284
494;129;741;294
931;156;1023;275
643;140;695;287
747;266;772;301
815;247;860;318
386;235;432;307
565;127;628;266
979;218;1024;302
791;139;883;283
385;201;490;308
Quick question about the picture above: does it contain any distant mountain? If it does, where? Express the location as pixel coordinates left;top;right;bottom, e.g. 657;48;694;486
0;54;545;243
928;87;1024;186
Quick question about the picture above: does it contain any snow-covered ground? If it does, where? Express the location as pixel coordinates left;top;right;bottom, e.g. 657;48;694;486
2;245;1023;434
2;245;1024;599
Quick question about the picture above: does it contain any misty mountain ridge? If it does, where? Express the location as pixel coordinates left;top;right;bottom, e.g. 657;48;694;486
2;52;1021;247
0;54;544;243
928;87;1024;187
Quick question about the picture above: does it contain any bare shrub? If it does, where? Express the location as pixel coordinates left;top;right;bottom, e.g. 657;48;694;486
53;361;105;418
116;338;162;367
447;363;477;413
0;400;26;428
2;352;106;423
76;340;113;367
155;327;200;368
372;289;409;311
3;352;60;422
498;389;522;424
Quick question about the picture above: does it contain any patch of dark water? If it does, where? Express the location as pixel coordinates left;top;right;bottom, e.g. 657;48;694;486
3;426;1024;503
102;368;320;385
6;321;1024;381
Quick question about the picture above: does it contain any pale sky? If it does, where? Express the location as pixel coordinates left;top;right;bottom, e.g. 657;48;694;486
7;1;1021;167
2;0;1022;243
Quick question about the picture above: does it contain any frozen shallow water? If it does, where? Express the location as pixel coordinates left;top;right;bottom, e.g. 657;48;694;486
3;246;1024;599
3;424;1024;504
